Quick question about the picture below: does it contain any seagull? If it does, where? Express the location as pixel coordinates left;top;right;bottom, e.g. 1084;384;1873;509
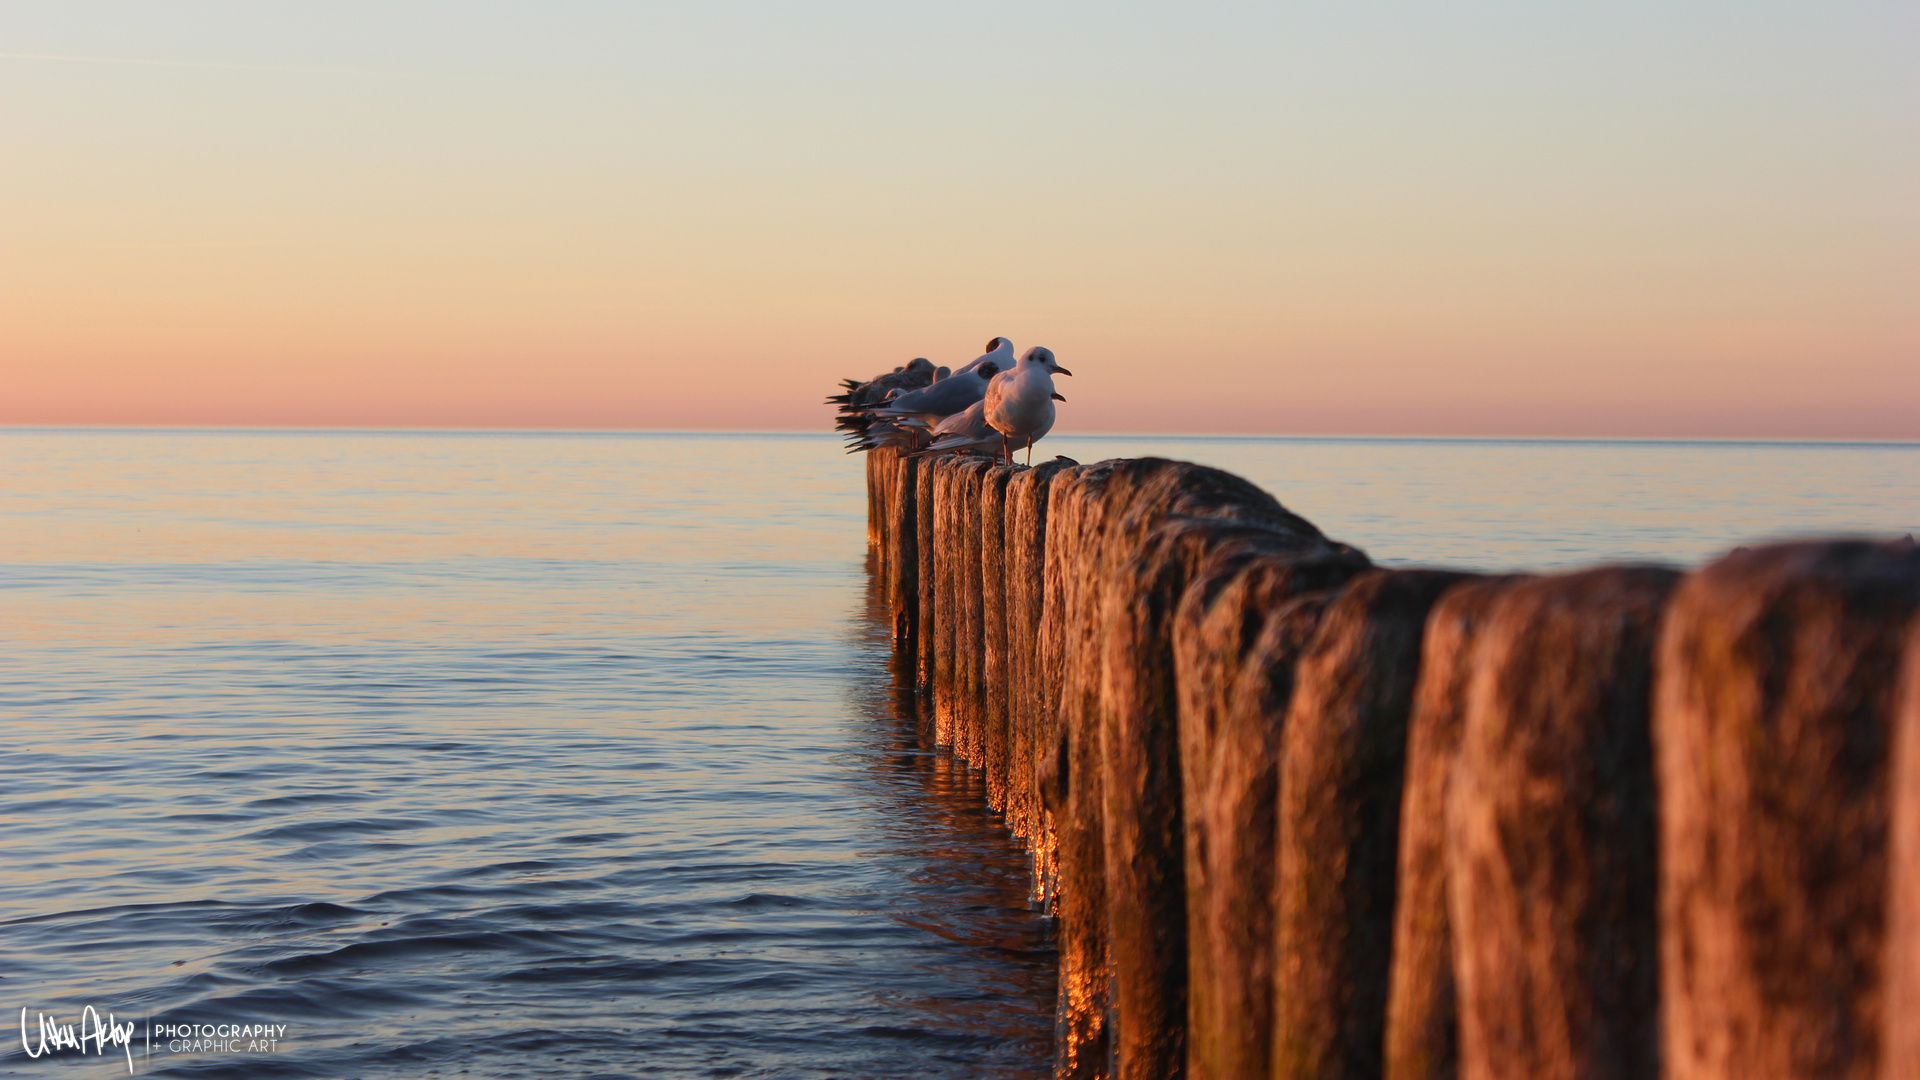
984;346;1072;465
948;336;1014;379
828;358;940;451
866;337;1012;427
914;399;1004;457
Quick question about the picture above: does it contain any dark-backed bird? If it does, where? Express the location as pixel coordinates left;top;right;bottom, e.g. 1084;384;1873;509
865;337;1012;428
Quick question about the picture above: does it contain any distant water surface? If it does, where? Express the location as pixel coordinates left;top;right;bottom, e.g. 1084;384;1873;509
2;430;1915;1078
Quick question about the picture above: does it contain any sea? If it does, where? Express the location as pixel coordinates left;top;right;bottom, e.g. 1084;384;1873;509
4;429;1916;1078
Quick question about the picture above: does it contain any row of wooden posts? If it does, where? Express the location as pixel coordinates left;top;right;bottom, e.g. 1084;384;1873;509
861;446;1920;1080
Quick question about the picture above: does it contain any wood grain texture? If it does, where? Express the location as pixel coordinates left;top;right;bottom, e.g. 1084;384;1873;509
1657;540;1920;1080
915;455;938;692
884;448;918;656
956;458;992;764
1176;547;1372;1080
1273;569;1473;1080
1883;625;1920;1080
1041;459;1126;1080
1006;458;1075;892
981;463;1021;811
1382;576;1530;1080
1091;460;1334;1080
1447;567;1679;1080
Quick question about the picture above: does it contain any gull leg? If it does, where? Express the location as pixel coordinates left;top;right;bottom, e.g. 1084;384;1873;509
1025;435;1033;467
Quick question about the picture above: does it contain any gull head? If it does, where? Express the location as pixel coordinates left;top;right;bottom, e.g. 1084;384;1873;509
1022;346;1072;377
983;336;1015;356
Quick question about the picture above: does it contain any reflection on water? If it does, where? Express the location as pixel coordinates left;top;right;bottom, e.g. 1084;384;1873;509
1;430;1053;1078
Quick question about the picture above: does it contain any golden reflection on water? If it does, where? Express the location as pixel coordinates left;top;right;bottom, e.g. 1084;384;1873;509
842;560;1057;1077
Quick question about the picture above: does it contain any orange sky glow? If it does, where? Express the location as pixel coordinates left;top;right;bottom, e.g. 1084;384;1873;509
3;4;1915;437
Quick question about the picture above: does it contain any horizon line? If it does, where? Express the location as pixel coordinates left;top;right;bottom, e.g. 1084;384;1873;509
4;424;1917;449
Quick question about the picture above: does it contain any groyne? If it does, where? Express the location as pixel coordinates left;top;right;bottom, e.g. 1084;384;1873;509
860;446;1920;1080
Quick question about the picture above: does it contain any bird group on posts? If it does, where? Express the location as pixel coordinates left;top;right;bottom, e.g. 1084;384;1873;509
828;336;1073;466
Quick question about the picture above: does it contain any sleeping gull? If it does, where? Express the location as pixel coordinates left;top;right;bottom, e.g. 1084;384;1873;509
827;358;940;452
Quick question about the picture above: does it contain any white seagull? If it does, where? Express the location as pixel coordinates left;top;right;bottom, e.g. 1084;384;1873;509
917;398;1004;457
984;346;1072;465
866;337;1013;427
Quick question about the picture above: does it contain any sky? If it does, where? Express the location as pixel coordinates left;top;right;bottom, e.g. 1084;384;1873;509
2;1;1915;436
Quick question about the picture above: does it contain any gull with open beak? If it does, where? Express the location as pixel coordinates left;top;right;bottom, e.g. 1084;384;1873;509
983;346;1072;465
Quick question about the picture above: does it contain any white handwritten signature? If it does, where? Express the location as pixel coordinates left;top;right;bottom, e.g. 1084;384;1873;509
20;1006;137;1073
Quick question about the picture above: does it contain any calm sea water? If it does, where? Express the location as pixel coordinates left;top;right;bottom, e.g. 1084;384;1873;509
3;430;1915;1078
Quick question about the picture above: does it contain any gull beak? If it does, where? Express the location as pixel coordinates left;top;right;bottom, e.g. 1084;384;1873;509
1053;366;1073;376
1052;392;1067;401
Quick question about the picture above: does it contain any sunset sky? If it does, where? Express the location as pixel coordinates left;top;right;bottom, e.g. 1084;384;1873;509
3;2;1915;436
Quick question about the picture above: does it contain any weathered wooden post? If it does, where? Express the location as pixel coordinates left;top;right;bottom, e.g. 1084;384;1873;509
1884;626;1920;1080
915;455;938;692
982;463;1022;808
956;457;992;764
881;448;918;654
1041;459;1125;1080
1006;458;1075;886
932;458;963;744
1092;460;1333;1080
1175;548;1371;1080
1446;567;1678;1080
866;444;882;553
1657;540;1920;1080
1383;576;1529;1080
1271;569;1472;1080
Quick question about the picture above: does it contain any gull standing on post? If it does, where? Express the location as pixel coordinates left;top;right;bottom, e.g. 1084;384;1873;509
984;346;1072;465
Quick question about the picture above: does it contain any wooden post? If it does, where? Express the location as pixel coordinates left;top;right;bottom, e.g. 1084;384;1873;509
1383;576;1530;1080
916;455;938;692
1006;458;1075;888
1447;567;1679;1080
886;449;918;655
1883;625;1920;1080
982;463;1022;809
1096;460;1334;1080
1272;569;1473;1080
1041;459;1122;1080
1657;540;1920;1080
866;445;881;553
956;457;992;764
932;458;962;745
1175;548;1371;1080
